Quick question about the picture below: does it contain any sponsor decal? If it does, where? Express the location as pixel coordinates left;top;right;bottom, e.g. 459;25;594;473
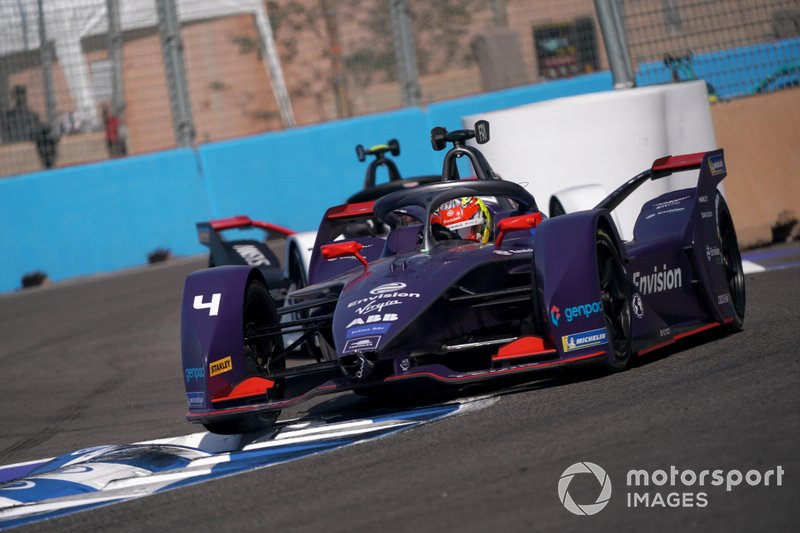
562;327;608;352
559;462;612;516
655;207;685;217
399;358;411;371
550;305;561;327
343;335;381;353
209;356;233;377
233;244;271;266
346;323;391;339
717;293;730;305
564;301;603;323
705;245;721;263
348;285;420;309
346;313;398;328
701;211;714;219
659;327;671;337
193;293;221;316
655;195;691;210
370;282;408;295
493;248;533;256
354;299;402;315
186;392;205;407
708;154;725;176
632;265;682;295
632;293;644;319
698;195;709;204
184;367;205;382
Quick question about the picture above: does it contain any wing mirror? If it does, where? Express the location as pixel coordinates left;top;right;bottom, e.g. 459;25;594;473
495;213;543;247
321;241;368;269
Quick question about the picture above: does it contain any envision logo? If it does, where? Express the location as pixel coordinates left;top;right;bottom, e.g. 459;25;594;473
558;462;612;516
370;282;407;295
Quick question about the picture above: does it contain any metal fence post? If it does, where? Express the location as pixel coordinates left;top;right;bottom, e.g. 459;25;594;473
594;0;635;89
155;0;195;147
389;0;421;107
37;0;58;130
106;0;125;121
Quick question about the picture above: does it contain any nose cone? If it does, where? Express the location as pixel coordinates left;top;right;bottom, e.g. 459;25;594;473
333;279;429;357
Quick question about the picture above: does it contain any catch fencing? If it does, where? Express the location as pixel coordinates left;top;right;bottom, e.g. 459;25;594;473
0;0;797;178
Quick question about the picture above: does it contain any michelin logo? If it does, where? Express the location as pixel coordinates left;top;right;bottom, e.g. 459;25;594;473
562;328;608;352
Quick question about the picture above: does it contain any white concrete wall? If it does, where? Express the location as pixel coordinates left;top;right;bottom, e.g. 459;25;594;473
465;80;717;240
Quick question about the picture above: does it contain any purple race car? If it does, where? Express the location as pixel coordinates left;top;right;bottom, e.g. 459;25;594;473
181;121;745;434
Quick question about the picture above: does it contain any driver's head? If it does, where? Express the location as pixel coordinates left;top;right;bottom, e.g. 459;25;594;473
431;196;492;243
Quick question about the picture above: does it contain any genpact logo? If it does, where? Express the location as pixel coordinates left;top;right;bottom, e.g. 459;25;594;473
564;301;603;322
550;305;561;327
558;462;612;516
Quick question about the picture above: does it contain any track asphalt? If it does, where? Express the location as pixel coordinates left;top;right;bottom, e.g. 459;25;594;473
0;254;797;532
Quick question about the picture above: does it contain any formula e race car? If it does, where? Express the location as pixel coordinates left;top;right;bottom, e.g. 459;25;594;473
181;121;745;434
195;140;440;307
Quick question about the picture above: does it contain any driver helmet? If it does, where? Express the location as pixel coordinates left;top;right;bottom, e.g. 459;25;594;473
431;196;492;243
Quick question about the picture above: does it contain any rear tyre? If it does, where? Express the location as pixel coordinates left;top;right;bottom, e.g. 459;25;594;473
549;196;566;218
203;279;285;435
718;195;746;332
596;228;632;371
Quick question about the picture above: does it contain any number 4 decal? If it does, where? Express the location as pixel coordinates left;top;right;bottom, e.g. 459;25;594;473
193;293;221;316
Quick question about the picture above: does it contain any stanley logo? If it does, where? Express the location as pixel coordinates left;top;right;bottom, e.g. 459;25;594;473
209;356;233;377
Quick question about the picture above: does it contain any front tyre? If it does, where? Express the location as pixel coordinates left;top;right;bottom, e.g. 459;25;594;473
203;279;285;435
596;228;632;371
717;195;745;332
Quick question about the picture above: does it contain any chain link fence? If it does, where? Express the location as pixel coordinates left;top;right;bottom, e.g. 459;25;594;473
0;0;797;178
623;0;800;100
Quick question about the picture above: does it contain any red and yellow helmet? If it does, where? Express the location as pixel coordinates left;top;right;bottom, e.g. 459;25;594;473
431;196;492;243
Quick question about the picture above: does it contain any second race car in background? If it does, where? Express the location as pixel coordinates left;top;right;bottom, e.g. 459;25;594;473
195;140;440;306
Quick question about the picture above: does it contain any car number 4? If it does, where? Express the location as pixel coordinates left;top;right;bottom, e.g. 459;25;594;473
194;293;221;316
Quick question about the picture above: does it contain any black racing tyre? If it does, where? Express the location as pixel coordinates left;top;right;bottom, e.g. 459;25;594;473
596;228;632;371
203;411;280;435
717;195;746;332
203;279;284;434
286;246;323;360
549;196;566;218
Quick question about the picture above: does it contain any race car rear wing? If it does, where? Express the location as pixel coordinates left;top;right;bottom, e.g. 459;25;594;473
595;149;726;213
203;215;294;236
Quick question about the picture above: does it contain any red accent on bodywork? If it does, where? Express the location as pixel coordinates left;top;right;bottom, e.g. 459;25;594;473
651;152;705;173
673;321;720;340
321;241;369;268
492;336;555;361
211;376;275;404
495;213;542;247
387;351;605;383
209;215;294;236
637;321;722;356
327;201;375;220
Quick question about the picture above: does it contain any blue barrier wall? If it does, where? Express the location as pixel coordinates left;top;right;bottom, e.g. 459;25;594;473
0;74;616;292
0;149;212;291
